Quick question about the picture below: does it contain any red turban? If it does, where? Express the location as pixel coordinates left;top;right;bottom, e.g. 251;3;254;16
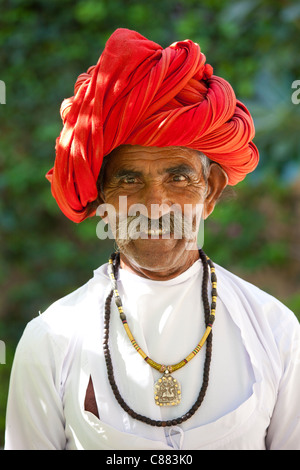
46;28;259;223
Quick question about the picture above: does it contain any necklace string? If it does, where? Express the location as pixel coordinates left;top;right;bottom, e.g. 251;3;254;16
103;249;216;427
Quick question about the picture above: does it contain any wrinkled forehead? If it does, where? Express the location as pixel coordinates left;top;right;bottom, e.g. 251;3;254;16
103;145;206;172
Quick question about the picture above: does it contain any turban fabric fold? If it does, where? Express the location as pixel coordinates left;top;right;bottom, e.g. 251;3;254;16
46;28;259;223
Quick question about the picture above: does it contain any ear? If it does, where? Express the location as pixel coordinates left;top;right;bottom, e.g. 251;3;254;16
97;190;105;206
203;163;228;220
94;190;110;223
86;187;108;221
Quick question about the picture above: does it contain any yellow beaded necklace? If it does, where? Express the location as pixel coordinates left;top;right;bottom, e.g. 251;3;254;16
107;250;217;407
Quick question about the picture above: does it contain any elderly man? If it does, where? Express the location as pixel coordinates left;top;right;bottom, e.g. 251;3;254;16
5;29;300;450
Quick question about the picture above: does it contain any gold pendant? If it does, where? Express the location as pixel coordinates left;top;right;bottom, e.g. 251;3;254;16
154;371;181;406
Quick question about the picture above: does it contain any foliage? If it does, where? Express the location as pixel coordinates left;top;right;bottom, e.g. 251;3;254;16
0;0;299;446
205;178;300;313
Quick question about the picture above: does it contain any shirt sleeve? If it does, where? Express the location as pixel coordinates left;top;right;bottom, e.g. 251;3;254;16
265;311;300;450
4;317;67;450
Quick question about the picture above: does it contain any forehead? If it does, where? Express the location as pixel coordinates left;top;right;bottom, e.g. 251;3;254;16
104;145;202;174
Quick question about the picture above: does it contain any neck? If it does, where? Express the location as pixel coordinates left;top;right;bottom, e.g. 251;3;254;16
119;248;200;281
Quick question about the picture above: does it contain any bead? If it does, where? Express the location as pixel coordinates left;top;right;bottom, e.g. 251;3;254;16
107;263;113;273
114;296;122;307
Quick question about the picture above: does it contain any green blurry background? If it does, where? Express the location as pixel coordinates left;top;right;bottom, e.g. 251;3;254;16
0;0;300;446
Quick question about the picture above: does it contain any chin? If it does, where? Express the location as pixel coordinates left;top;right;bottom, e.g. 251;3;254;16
118;237;197;271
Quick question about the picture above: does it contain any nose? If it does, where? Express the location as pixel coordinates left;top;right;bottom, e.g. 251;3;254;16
138;182;172;219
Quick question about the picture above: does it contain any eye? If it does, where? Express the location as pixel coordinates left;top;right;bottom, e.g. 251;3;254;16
121;175;140;184
172;174;189;182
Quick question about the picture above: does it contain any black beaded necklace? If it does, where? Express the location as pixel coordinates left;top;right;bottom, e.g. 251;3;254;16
103;249;216;427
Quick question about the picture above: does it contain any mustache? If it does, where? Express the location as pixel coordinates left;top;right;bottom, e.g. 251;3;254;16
115;212;196;242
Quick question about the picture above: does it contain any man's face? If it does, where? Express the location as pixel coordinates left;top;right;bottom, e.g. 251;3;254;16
100;145;225;278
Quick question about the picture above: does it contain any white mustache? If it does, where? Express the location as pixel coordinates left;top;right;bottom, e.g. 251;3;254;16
116;212;196;241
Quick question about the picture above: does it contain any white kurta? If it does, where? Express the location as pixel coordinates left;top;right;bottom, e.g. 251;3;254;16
4;259;300;450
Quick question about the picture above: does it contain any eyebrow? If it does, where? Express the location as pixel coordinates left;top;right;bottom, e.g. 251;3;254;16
165;164;197;175
113;169;143;179
114;164;196;177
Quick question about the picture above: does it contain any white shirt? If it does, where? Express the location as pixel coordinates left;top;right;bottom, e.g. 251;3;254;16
4;260;300;450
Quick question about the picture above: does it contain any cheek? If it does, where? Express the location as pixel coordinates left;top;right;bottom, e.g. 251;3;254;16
181;202;205;231
175;185;206;226
102;186;126;213
171;184;206;205
103;182;143;201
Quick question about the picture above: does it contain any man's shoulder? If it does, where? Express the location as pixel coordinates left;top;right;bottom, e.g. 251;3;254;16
21;263;110;347
215;263;299;332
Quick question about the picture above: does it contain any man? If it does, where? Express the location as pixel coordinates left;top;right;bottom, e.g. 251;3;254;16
5;29;300;450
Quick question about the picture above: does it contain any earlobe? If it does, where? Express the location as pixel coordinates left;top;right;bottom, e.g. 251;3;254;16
203;163;228;219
